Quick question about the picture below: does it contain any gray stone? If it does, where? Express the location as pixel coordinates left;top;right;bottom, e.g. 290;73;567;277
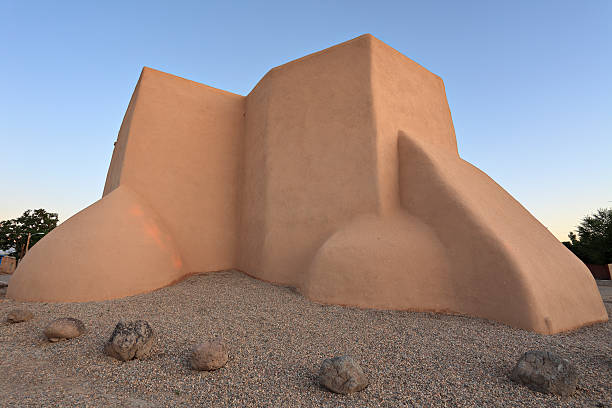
511;350;578;396
105;320;154;361
7;309;34;323
190;339;229;371
44;318;86;342
319;355;368;394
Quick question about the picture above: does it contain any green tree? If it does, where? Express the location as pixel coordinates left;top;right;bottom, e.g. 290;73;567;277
563;208;612;265
0;209;59;262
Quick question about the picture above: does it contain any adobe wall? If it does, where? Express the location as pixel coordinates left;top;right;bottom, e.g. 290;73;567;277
7;186;185;302
105;68;245;272
370;37;458;213
395;132;603;333
103;75;142;196
7;34;607;334
239;36;380;285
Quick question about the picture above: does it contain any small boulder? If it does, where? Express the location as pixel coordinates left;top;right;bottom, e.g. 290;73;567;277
7;309;34;323
319;355;368;394
511;350;578;396
190;338;229;371
44;318;86;342
105;320;154;361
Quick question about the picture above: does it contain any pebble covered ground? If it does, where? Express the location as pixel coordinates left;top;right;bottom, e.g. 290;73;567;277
0;270;610;407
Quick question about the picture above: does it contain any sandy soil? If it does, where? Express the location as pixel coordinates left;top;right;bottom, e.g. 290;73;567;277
0;270;610;407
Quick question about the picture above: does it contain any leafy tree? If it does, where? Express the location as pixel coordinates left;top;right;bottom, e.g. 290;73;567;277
563;208;612;265
0;209;59;262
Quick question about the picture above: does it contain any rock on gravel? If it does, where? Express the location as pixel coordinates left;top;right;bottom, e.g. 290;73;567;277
190;338;229;371
511;350;578;396
104;320;154;361
319;355;368;394
44;318;86;342
7;309;34;323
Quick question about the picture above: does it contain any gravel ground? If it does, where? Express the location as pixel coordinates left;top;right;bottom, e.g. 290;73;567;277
0;270;610;407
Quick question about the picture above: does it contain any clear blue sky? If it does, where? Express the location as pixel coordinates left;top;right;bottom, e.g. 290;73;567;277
1;0;610;240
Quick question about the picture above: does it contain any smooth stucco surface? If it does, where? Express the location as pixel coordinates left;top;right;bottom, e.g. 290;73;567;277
8;34;607;333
